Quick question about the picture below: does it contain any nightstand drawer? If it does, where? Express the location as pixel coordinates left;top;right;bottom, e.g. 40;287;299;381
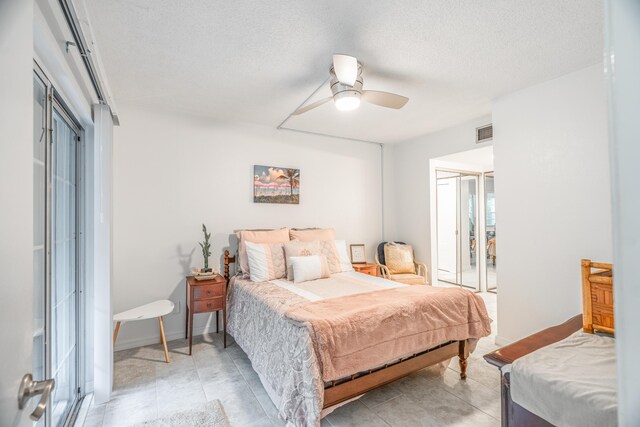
194;283;225;300
194;297;224;313
359;267;377;276
353;264;378;277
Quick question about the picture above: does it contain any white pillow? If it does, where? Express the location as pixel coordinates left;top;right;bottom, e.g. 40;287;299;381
290;255;331;284
245;241;286;282
284;240;322;281
333;240;355;272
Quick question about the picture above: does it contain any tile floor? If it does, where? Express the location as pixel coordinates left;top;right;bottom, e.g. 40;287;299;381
82;292;499;427
437;264;497;290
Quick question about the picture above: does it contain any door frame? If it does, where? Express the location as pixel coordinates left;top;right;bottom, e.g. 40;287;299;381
34;60;86;427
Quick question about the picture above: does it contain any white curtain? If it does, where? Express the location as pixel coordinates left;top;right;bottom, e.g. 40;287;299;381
92;103;114;404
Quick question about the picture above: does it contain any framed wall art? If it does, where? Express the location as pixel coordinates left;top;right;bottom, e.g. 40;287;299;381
253;165;300;204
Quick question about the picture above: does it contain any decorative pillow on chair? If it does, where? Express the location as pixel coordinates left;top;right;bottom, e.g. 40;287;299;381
290;255;331;284
235;228;290;274
384;243;416;274
289;228;336;242
283;240;321;280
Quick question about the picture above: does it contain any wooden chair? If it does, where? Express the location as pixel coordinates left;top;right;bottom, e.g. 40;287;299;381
375;242;429;285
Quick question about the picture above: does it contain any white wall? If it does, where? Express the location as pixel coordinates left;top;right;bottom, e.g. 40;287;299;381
0;0;34;424
493;65;612;343
112;105;383;349
605;0;640;424
383;115;493;279
381;144;397;240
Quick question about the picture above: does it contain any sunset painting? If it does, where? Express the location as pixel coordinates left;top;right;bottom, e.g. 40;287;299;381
253;165;300;204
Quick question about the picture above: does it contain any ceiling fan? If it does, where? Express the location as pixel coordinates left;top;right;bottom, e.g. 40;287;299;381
292;54;409;115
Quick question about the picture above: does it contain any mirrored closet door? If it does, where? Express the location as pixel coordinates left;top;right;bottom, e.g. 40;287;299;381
485;172;497;292
435;170;480;290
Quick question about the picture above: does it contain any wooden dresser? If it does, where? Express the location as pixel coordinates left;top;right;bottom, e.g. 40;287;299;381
186;274;227;354
352;263;378;276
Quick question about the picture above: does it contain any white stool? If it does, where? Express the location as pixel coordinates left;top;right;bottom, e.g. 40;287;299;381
113;300;175;363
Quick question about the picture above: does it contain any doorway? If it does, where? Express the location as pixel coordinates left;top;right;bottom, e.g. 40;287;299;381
431;146;496;293
34;66;84;427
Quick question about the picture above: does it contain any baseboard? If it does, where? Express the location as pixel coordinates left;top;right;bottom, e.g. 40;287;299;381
494;335;513;347
114;324;222;351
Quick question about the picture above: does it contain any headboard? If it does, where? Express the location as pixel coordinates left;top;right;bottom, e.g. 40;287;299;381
581;259;614;335
224;250;236;284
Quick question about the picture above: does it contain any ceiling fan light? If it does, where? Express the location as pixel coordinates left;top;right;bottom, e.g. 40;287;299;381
334;95;361;112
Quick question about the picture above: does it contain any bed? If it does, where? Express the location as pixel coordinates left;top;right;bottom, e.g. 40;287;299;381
484;259;615;427
223;250;492;427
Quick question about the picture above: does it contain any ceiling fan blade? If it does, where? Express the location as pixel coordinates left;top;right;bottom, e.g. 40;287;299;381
361;90;409;109
291;97;333;115
332;54;358;86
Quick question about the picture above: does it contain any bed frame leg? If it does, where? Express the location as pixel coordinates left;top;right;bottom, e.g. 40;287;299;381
458;340;468;380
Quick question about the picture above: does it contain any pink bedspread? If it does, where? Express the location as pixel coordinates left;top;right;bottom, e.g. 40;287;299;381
285;285;492;381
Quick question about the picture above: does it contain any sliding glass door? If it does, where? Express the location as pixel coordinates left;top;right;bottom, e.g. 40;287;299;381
33;72;48;427
33;67;82;427
51;108;80;426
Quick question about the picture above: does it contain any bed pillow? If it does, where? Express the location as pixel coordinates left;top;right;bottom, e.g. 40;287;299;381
289;228;336;242
317;241;341;274
384;242;416;274
245;241;286;282
290;255;331;284
235;228;290;273
333;240;355;272
283;240;321;280
315;240;354;274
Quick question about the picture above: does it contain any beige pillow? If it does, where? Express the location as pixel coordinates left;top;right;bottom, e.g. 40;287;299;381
236;228;290;273
384;243;416;274
283;240;321;281
289;228;336;242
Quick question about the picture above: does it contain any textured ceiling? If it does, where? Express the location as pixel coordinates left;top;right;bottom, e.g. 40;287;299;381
83;0;603;143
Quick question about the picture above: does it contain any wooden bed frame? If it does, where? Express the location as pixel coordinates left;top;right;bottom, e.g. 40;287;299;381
484;259;614;427
581;259;614;334
223;250;470;409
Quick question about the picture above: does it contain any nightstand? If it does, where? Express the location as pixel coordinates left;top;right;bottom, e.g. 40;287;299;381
186;274;227;354
352;263;378;277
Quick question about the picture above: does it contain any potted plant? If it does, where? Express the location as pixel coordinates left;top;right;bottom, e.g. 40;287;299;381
199;224;212;273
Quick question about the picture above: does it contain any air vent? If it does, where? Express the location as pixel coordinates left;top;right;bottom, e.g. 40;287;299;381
476;124;493;143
